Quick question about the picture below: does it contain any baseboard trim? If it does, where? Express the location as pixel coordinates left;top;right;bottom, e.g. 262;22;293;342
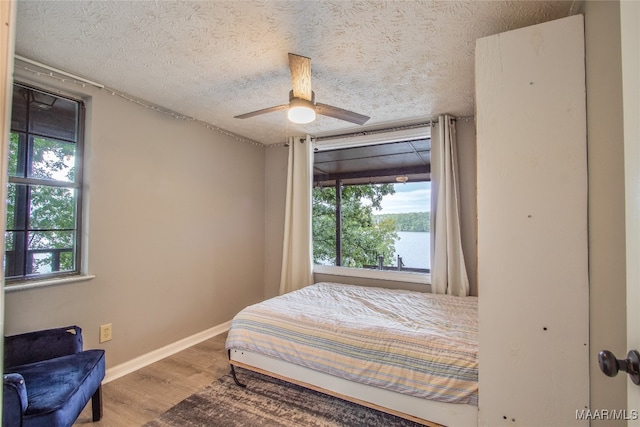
104;321;231;383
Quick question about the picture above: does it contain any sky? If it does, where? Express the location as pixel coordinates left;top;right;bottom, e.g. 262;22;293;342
378;181;430;214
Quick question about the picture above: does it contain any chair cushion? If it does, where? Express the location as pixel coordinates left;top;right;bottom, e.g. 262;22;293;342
5;326;83;368
5;349;105;427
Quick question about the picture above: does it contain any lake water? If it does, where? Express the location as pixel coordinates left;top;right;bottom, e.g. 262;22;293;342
393;231;430;269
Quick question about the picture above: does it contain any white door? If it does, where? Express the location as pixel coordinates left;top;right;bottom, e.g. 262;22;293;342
620;1;640;424
476;15;589;426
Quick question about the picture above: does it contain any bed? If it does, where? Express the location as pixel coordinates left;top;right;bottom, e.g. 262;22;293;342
225;282;478;427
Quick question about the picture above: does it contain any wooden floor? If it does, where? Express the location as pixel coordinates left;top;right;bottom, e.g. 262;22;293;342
74;332;230;426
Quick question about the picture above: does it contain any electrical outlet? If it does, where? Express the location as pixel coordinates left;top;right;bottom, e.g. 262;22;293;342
99;323;112;343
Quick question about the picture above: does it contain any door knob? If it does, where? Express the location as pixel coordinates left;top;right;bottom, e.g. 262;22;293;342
598;349;640;385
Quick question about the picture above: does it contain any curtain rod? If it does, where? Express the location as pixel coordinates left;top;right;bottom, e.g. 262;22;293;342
309;116;466;143
14;55;105;89
311;114;476;144
312;122;432;143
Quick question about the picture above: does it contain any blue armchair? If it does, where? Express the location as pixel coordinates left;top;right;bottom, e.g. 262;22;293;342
3;326;105;427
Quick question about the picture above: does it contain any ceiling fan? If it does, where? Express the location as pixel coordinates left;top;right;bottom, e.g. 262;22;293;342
234;53;370;126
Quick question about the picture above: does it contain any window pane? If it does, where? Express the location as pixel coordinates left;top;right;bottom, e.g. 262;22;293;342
27;230;75;274
27;251;75;275
28;230;75;250
312;185;337;266
29;185;76;230
29;251;54;274
29;93;78;141
6;183;27;230
60;251;74;271
372;181;431;271
4;231;26;278
11;86;28;132
339;184;398;268
313;180;431;272
29;136;76;182
8;133;26;177
5;231;14;251
392;230;431;271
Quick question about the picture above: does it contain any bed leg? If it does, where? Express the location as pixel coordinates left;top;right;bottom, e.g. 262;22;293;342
228;350;247;388
230;364;246;388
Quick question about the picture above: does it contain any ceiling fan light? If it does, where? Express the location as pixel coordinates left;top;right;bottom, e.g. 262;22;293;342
288;98;316;124
288;105;316;124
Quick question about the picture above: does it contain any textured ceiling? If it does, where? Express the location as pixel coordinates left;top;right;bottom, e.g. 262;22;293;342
14;1;575;146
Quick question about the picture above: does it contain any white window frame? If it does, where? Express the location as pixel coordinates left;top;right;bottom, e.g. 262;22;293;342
312;126;432;285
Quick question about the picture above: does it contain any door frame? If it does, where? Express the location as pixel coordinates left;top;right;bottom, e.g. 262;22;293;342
0;0;17;420
620;0;640;423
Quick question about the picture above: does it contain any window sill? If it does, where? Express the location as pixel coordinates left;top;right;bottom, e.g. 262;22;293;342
5;274;96;293
313;265;430;285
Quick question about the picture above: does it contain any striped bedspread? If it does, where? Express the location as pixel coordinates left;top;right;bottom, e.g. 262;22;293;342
225;282;478;406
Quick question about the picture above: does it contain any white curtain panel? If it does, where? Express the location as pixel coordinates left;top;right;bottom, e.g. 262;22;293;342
279;135;314;295
430;116;470;296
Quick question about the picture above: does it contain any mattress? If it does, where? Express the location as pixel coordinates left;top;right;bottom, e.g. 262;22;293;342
225;282;478;406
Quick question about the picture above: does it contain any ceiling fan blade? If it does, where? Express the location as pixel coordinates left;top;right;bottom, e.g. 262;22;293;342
234;104;288;119
315;103;370;125
289;53;312;101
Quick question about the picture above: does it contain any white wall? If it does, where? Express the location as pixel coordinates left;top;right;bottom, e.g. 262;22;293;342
580;1;628;422
4;67;266;368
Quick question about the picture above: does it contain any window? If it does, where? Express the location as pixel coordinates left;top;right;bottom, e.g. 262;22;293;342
312;139;430;274
5;83;84;282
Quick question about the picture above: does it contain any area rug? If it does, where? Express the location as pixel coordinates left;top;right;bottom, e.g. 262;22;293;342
144;367;424;426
